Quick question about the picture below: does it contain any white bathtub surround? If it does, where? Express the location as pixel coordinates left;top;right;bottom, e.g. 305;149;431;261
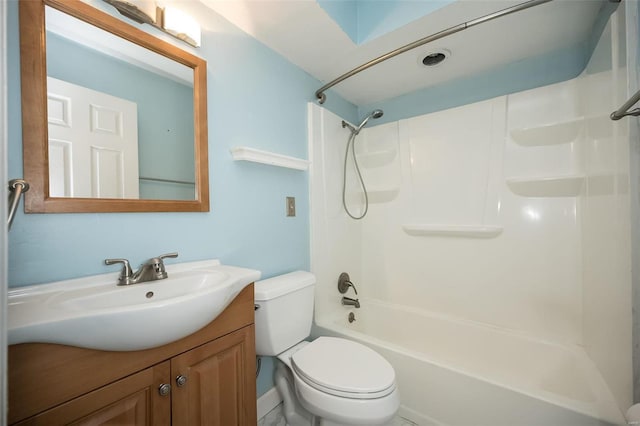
580;5;633;411
308;6;633;424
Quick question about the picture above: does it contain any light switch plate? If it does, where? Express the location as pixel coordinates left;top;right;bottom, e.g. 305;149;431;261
286;197;296;217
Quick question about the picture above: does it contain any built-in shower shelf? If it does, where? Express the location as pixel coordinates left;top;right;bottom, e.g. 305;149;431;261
510;117;584;146
402;224;503;238
585;114;613;140
368;187;400;203
230;146;309;170
506;175;585;197
358;149;397;167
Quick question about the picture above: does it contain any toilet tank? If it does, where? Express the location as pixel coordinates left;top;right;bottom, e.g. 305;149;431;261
254;271;315;356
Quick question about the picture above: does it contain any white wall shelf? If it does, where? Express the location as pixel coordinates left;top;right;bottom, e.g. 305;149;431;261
506;175;585;197
402;224;503;238
230;146;309;171
510;117;583;146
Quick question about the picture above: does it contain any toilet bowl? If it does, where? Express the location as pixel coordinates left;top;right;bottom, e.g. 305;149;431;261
255;271;400;426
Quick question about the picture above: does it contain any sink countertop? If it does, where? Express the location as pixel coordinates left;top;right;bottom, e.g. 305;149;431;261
8;259;261;351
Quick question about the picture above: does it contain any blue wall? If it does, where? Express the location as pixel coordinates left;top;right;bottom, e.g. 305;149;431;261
316;0;358;44
317;0;454;45
356;0;453;44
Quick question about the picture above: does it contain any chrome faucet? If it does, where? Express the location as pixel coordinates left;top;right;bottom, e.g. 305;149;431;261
105;252;178;285
341;297;360;309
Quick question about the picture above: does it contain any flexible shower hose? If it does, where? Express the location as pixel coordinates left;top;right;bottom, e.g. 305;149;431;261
342;131;369;220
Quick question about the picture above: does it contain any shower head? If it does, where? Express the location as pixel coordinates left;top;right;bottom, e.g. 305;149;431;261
354;109;384;134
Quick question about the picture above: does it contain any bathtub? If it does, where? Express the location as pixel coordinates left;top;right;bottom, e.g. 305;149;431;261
313;299;625;426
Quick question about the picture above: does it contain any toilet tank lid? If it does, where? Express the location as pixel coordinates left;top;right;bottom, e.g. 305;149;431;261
254;271;315;301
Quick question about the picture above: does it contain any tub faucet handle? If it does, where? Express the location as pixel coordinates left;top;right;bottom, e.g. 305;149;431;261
338;272;358;295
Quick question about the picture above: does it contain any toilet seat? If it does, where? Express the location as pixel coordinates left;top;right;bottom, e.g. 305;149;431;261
291;337;396;399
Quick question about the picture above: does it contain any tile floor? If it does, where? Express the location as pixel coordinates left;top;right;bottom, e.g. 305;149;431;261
257;403;418;426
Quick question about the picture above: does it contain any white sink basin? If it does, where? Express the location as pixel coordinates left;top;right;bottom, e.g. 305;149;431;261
8;259;260;351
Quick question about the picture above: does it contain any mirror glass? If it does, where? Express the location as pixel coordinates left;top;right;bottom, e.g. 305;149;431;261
45;6;195;201
20;0;209;213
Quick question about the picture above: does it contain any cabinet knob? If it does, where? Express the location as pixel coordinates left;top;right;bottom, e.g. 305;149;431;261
176;375;188;387
158;383;171;396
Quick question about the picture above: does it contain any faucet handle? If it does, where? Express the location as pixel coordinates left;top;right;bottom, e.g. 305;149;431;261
338;272;358;295
105;258;133;285
157;252;178;261
147;252;179;279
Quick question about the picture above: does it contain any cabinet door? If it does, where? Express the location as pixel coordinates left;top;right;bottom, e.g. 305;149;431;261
15;362;171;426
171;325;257;426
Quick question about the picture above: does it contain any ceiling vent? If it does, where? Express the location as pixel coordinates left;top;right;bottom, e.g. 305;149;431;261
420;49;450;67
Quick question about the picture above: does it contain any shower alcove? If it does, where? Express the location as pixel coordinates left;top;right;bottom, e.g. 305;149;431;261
308;9;632;423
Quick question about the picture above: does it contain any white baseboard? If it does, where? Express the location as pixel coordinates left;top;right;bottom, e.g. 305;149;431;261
257;386;283;420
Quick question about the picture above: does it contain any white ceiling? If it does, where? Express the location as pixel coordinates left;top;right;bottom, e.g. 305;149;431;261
201;0;606;106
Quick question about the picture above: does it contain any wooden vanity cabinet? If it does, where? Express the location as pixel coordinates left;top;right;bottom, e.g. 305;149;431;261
8;285;257;426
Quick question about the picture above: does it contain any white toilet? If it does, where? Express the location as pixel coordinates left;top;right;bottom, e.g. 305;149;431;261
254;271;400;426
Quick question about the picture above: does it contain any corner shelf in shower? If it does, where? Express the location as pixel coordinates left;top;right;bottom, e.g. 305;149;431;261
358;149;397;168
230;146;309;171
402;224;503;238
510;117;584;146
367;187;400;203
506;175;585;197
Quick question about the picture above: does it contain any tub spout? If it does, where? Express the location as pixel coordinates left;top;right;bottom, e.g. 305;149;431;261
342;297;360;309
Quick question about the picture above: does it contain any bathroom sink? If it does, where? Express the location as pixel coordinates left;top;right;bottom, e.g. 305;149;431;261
8;259;260;351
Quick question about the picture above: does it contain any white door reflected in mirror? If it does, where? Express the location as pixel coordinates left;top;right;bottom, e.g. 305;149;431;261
47;77;139;199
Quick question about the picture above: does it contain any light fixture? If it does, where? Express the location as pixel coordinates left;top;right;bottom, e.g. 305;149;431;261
102;0;201;48
159;6;201;48
103;0;156;24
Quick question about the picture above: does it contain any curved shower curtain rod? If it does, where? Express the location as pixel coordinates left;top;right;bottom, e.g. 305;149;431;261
315;0;556;104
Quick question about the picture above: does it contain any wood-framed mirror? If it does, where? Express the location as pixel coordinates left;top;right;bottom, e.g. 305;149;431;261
19;0;209;213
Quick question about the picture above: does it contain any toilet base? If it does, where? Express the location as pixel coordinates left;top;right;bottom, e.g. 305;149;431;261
274;358;398;426
275;361;314;426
